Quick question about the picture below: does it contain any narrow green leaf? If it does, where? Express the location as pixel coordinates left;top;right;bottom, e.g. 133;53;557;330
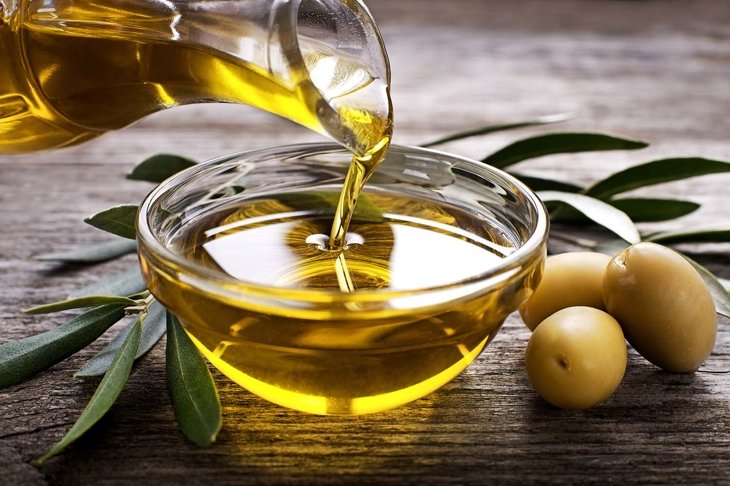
482;132;648;169
84;205;139;240
421;113;572;147
34;239;138;264
608;198;700;222
683;256;730;318
0;305;126;389
127;154;198;183
585;158;730;199
509;173;582;193
39;319;141;463
69;266;147;299
166;313;221;447
539;191;640;244
554;198;701;223
646;227;730;245
23;295;137;315
76;301;167;377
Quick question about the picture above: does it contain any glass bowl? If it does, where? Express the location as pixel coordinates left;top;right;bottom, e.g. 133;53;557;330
137;143;548;415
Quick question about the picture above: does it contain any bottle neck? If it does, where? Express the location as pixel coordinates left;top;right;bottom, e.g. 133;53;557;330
294;0;392;157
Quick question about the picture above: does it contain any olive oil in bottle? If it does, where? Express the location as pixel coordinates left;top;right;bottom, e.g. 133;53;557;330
0;0;391;156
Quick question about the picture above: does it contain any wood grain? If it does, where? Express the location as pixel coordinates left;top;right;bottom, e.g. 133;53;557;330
1;0;729;484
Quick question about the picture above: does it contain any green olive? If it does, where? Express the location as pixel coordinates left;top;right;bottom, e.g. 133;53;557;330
603;242;717;373
525;306;627;409
520;252;611;331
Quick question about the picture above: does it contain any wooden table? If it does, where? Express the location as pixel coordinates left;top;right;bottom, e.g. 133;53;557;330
2;0;729;483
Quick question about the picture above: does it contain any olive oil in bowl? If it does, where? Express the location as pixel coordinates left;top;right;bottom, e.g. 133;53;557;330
138;144;548;414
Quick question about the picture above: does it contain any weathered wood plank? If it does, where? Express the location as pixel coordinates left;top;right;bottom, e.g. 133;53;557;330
1;0;729;484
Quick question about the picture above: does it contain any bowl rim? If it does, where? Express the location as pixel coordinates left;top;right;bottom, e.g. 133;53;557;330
136;143;548;302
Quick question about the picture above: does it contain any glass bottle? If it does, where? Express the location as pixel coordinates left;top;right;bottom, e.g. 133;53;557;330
0;0;391;154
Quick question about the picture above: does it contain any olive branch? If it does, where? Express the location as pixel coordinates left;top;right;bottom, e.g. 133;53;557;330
2;115;729;461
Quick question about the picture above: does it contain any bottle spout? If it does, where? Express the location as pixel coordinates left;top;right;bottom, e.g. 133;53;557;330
291;0;393;157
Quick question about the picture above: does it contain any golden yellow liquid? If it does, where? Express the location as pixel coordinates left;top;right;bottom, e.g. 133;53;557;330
140;191;523;414
0;5;391;157
329;136;390;249
0;26;293;151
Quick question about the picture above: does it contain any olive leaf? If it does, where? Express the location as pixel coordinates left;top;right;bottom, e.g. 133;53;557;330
38;319;141;463
584;158;730;199
554;198;701;223
538;191;641;244
0;305;127;389
34;239;138;264
510;173;582;193
683;256;730;318
127;154;198;183
482;133;649;169
166;313;221;447
76;301;166;378
69;266;147;299
645;227;730;245
608;198;700;223
23;295;138;315
421;113;571;147
84;205;139;240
